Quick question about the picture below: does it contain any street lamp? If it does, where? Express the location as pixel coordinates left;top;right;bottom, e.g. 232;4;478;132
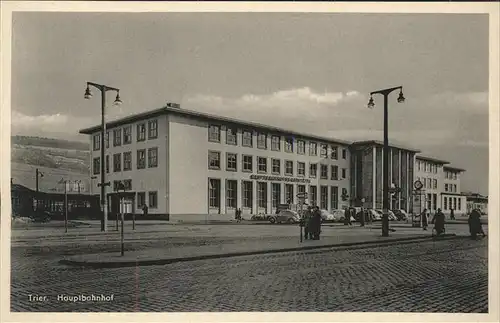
84;82;122;232
367;86;405;237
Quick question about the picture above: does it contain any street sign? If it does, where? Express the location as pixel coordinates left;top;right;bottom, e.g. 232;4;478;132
414;180;423;190
296;192;308;199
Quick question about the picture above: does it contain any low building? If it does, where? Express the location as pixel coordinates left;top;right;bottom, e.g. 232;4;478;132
465;192;488;215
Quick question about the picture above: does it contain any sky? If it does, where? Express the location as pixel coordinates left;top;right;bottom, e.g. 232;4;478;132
10;12;490;195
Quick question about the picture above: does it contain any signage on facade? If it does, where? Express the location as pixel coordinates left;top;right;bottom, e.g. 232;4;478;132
249;174;311;184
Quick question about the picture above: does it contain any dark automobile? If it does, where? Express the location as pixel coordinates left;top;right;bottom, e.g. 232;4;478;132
29;210;52;223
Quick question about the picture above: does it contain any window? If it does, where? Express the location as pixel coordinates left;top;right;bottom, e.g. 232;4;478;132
272;159;281;174
148;191;158;208
113;129;122;146
433;179;437;189
257;133;267;149
123;179;132;191
417;161;421;171
444;197;448;209
148;120;158;139
148;148;158;168
226;127;237;145
209;179;220;208
209;151;221;170
93;134;100;151
123;126;132;144
113;153;121;172
309;186;317;206
320;186;328;210
242;130;253;147
449;197;453;209
105;131;109;148
271;135;281;151
342;168;347;179
445;184;449;192
458;198;462;211
226;180;237;208
331;165;338;180
309;142;317;156
309;163;317;178
137;192;145;208
137;123;146;142
342;149;347;159
285;161;293;176
454;184;457;193
93;157;100;175
257;182;267;208
257;157;267;173
285;137;294;153
123;152;132;171
285;184;294;204
320;144;328;157
433;194;437;211
242;181;253;208
208;125;221;142
272;183;281;208
330;145;338;160
427;178;432;189
243;155;253;172
297;162;306;176
137;149;146;169
453;173;457;180
106;155;109;173
297;140;306;154
320;164;328;179
298;185;306;196
453;198;457;210
226;153;237;171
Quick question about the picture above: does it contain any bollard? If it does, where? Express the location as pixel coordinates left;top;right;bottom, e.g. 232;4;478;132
121;211;124;256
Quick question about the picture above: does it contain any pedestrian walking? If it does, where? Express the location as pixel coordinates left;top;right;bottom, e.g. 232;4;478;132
468;209;486;240
432;208;446;236
303;206;313;240
421;208;428;230
359;208;366;227
235;208;242;223
142;204;148;217
450;208;455;220
311;206;322;240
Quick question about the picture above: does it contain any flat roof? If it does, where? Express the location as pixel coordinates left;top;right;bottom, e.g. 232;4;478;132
415;155;450;165
351;140;421;153
444;165;466;172
79;105;353;145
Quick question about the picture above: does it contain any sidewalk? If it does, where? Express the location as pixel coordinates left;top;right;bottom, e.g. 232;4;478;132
60;227;459;268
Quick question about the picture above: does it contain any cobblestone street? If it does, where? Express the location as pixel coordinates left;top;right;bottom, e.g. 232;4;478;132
11;237;488;312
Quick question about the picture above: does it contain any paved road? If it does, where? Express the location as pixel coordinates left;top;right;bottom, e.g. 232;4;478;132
11;237;487;312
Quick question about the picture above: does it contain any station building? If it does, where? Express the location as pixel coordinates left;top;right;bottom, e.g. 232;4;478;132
79;103;469;221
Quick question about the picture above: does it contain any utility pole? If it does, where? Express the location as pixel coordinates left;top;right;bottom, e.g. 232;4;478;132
35;169;44;211
59;178;70;233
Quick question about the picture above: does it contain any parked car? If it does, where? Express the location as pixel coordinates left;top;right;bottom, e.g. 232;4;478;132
320;209;336;222
392;209;408;221
269;210;300;224
330;209;346;222
29;210;52;223
375;209;397;221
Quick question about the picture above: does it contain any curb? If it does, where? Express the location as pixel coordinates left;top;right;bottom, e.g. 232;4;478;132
59;233;458;269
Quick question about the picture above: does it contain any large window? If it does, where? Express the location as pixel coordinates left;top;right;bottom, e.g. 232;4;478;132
257;182;267;208
285;184;294;204
137;192;145;208
113;153;121;172
342;168;346;179
427;178;432;189
331;186;338;210
320;144;328;157
226;127;237;145
123;126;132;144
320;164;328;179
257;133;267;149
106;155;109;173
242;181;253;208
105;131;109;148
331;165;338;180
209;179;220;209
445;184;449;192
148;120;158;139
285;161;293;176
285;137;293;153
272;183;281;208
272;159;281;174
298;185;306;196
123;152;132;171
309;163;317;178
297;140;305;154
148;148;158;168
113;129;122;146
297;162;306;176
444;196;448;209
258;157;267;173
208;125;221;142
226;180;237;208
453;197;457;210
309;185;317;206
433;179;437;189
271;135;281;151
148;191;158;208
242;130;253;147
243;155;253;172
342;149;347;159
137;149;146;169
93;157;100;175
320;186;328;210
208;151;221;170
309;142;317;156
137;123;146;142
93;134;100;151
227;153;237;171
330;145;338;160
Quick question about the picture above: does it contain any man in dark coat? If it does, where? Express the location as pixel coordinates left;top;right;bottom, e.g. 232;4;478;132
303;207;313;240
450;208;455;220
311;206;322;240
142;204;148;217
421;208;428;230
468;209;486;240
432;208;445;235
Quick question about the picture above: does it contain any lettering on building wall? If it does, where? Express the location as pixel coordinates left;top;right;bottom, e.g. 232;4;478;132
249;174;311;184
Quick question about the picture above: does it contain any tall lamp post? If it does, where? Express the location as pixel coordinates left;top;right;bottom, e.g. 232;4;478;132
367;86;405;237
84;82;122;232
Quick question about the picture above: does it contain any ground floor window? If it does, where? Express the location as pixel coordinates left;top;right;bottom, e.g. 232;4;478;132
449;197;453;210
209;179;220;209
257;182;267;208
331;186;338;210
137;192;145;208
453;197;457;210
242;181;253;208
433;194;437;211
309;185;317;207
444;197;448;210
148;191;158;208
427;193;432;210
297;185;306;195
458;198;461;211
285;184;293;204
272;183;281;208
226;180;237;208
320;186;328;210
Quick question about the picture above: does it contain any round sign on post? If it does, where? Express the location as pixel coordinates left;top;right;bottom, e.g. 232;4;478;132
414;180;423;190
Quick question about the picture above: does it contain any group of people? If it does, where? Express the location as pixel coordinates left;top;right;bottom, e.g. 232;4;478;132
302;206;322;240
420;207;486;239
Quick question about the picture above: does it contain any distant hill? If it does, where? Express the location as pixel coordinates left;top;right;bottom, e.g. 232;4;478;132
11;136;92;193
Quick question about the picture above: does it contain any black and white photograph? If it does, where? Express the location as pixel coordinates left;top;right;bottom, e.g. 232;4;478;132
1;1;499;320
